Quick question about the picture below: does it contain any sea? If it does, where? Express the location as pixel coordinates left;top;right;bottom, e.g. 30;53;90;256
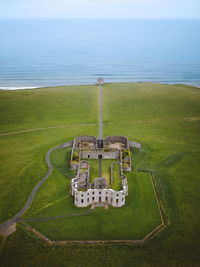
0;18;200;90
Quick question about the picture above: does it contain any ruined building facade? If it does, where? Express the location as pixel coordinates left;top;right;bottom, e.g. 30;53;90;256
70;135;132;208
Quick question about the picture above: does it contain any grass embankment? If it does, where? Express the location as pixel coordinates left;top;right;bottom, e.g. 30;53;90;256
1;83;200;266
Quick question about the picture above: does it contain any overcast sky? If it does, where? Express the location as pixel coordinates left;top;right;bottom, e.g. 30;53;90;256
0;0;200;19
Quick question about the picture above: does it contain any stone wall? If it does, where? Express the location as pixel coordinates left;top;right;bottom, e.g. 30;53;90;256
70;139;79;170
71;162;90;190
70;163;78;170
128;141;142;149
71;158;128;208
61;141;73;148
80;151;119;160
72;187;127;208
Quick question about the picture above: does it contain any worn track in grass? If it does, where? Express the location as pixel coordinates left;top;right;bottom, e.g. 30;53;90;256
1;116;199;137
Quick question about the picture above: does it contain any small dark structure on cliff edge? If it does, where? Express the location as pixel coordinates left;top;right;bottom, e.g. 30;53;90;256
97;77;104;85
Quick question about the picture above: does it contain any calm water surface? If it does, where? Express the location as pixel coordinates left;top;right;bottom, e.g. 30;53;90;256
0;19;200;89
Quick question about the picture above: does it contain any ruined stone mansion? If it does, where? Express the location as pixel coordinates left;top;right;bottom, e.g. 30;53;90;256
69;78;141;208
70;135;133;208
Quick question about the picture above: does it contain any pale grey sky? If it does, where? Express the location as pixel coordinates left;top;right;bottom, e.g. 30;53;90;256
0;0;200;18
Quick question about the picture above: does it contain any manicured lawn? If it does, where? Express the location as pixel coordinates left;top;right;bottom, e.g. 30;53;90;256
112;164;121;191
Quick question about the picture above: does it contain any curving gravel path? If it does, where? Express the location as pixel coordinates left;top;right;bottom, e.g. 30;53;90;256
0;142;72;234
22;209;94;222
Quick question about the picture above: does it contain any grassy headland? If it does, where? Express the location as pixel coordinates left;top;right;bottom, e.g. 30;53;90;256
0;82;200;266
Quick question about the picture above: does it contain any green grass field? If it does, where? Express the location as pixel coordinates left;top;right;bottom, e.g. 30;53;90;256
0;83;200;266
26;171;161;241
112;164;121;191
88;159;99;183
101;159;115;187
87;159;116;187
0;85;98;133
22;147;160;239
0;126;97;224
102;82;200;123
22;147;89;219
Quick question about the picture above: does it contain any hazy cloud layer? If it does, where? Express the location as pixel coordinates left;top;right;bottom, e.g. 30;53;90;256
0;0;199;18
